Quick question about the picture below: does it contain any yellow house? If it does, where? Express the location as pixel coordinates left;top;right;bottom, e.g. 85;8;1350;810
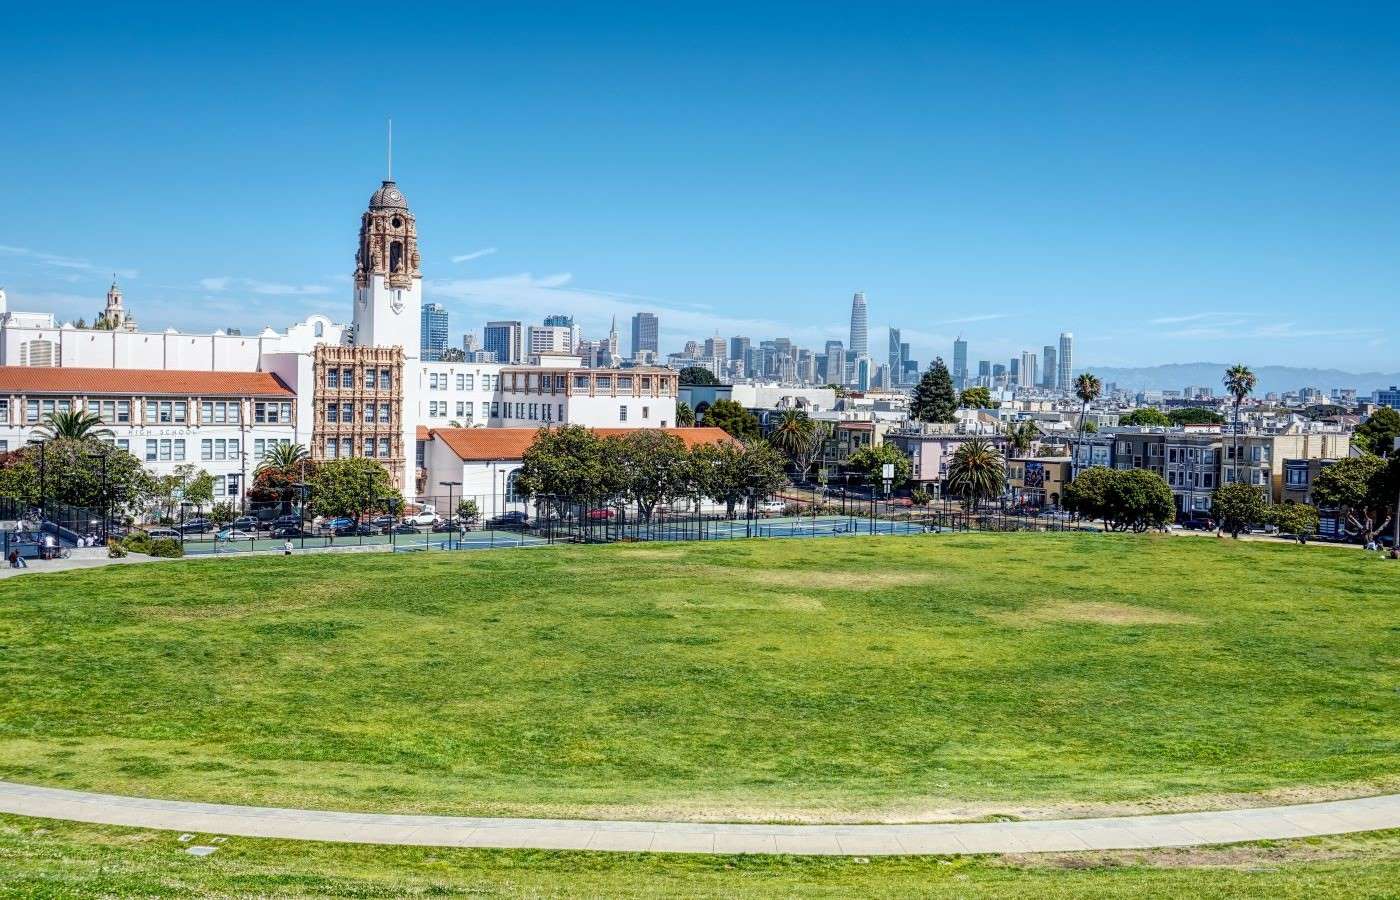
1008;456;1073;508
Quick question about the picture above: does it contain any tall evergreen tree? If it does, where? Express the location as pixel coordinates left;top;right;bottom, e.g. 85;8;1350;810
911;357;958;423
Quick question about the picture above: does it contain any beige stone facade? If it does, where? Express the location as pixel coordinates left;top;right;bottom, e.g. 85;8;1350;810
311;344;406;489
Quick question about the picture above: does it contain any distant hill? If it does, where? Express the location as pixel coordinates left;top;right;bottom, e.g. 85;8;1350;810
1081;363;1400;396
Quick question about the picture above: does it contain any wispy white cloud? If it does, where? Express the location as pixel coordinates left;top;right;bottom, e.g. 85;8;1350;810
0;244;138;279
451;247;498;263
934;313;1009;325
243;280;332;297
199;276;232;291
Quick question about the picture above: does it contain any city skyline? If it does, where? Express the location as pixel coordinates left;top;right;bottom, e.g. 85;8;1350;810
4;5;1399;371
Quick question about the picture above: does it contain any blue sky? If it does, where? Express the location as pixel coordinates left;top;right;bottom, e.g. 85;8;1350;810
3;2;1398;371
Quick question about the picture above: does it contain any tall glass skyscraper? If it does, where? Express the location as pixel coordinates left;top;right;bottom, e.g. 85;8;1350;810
887;327;902;385
952;338;968;386
1058;332;1074;387
484;320;523;364
420;303;449;361
848;292;868;357
1042;345;1057;389
631;312;659;359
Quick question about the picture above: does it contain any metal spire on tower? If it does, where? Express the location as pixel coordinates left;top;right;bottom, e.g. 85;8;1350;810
387;118;393;180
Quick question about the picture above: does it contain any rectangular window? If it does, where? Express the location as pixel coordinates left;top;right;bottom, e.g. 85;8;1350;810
366;369;378;390
541;403;551;422
618;376;633;390
254;439;265;460
642;405;650;419
341;402;352;421
455;373;465;390
201;439;212;460
143;401;156;424
325;439;337;459
379;403;390;423
558;403;565;421
574;375;591;389
379;437;391;457
342;368;353;386
327;403;338;423
463;401;474;418
25;400;39;423
159;401;173;423
364;437;376;457
173;439;185;462
596;375;612;390
341;438;353;458
380;369;391;391
462;374;474;390
327;369;340;389
528;403;538;420
641;376;652;390
145;439;158;462
173;402;187;423
619;405;628;422
88;400;101;418
490;401;500;418
225;474;240;498
363;403;375;422
117;400;130;423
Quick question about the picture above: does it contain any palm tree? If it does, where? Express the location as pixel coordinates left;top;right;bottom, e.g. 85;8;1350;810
31;410;112;441
1073;373;1102;477
1222;364;1257;486
255;442;309;474
945;437;1004;511
767;409;817;481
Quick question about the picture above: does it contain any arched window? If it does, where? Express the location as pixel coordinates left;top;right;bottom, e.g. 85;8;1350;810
313;320;324;337
389;240;403;273
505;470;522;502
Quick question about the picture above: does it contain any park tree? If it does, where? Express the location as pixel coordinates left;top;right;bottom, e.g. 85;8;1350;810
439;347;466;362
257;442;309;473
958;386;992;409
675;401;696;427
944;437;1004;510
1311;454;1397;543
0;437;152;514
1118;408;1170;427
1354;407;1400;457
210;501;237;526
703;399;760;441
1211;482;1268;538
1301;404;1347;421
911;358;957;423
678;366;720;386
1073;373;1102;471
1168;407;1226;426
514;425;622;504
1222;364;1257;470
1269;501;1319;538
615;429;690;522
847;443;913;491
308;457;397;519
767;409;830;482
1064;467;1173;532
690;440;787;518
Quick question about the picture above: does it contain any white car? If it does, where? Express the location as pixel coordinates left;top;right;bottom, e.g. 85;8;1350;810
757;499;789;516
403;511;438;527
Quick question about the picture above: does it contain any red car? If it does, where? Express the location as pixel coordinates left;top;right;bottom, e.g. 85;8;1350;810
585;508;615;521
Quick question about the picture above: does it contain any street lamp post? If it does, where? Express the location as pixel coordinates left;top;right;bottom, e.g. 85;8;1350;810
439;480;461;549
88;448;109;542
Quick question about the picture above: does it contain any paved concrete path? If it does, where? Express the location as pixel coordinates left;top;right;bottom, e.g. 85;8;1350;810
2;781;1398;855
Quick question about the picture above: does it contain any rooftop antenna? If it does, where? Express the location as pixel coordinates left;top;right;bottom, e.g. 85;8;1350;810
386;118;393;181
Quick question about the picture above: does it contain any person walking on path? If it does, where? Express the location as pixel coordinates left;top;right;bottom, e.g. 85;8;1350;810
283;539;294;557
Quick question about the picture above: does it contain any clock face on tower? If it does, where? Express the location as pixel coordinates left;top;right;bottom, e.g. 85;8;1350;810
388;190;401;201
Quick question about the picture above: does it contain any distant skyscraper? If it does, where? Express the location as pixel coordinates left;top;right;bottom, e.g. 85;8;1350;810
631;312;659;359
1042;345;1057;389
823;340;846;387
420;303;448;361
977;360;991;379
887;328;902;384
1020;351;1038;390
1058;332;1074;387
1009;357;1020;385
952;338;968;386
848;292;868;357
855;356;873;391
543;314;574;328
483;320;523;364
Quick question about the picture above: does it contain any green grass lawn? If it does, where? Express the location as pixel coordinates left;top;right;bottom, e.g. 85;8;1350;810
3;815;1400;898
0;533;1397;822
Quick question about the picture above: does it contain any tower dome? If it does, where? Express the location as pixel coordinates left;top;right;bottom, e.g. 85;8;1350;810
370;180;408;210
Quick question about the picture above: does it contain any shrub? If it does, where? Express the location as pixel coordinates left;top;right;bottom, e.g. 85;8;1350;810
910;488;932;507
147;538;184;558
107;539;128;558
122;531;153;554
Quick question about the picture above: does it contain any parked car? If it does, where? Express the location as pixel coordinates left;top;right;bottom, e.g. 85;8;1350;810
757;500;788;516
1180;517;1215;531
403;510;438;526
370;514;397;529
231;516;260;531
485;511;529;529
176;518;212;534
272;514;303;529
430;520;457;533
323;517;354;534
143;527;181;540
585;508;615;521
391;523;423;535
217;529;258;541
271;526;305;538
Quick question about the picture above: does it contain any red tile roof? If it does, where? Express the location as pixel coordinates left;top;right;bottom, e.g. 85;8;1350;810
0;366;294;397
430;426;737;461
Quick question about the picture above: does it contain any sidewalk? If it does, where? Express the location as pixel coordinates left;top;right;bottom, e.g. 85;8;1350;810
1;781;1396;855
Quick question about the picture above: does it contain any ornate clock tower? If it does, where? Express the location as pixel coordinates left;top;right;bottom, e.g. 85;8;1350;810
352;179;422;354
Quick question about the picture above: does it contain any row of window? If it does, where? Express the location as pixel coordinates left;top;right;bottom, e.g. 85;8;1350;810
324;437;395;459
426;372;500;391
324;402;393;424
325;368;395;390
9;398;288;425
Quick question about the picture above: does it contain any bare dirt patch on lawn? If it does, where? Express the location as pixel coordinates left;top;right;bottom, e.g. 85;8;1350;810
994;600;1202;627
737;569;949;591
